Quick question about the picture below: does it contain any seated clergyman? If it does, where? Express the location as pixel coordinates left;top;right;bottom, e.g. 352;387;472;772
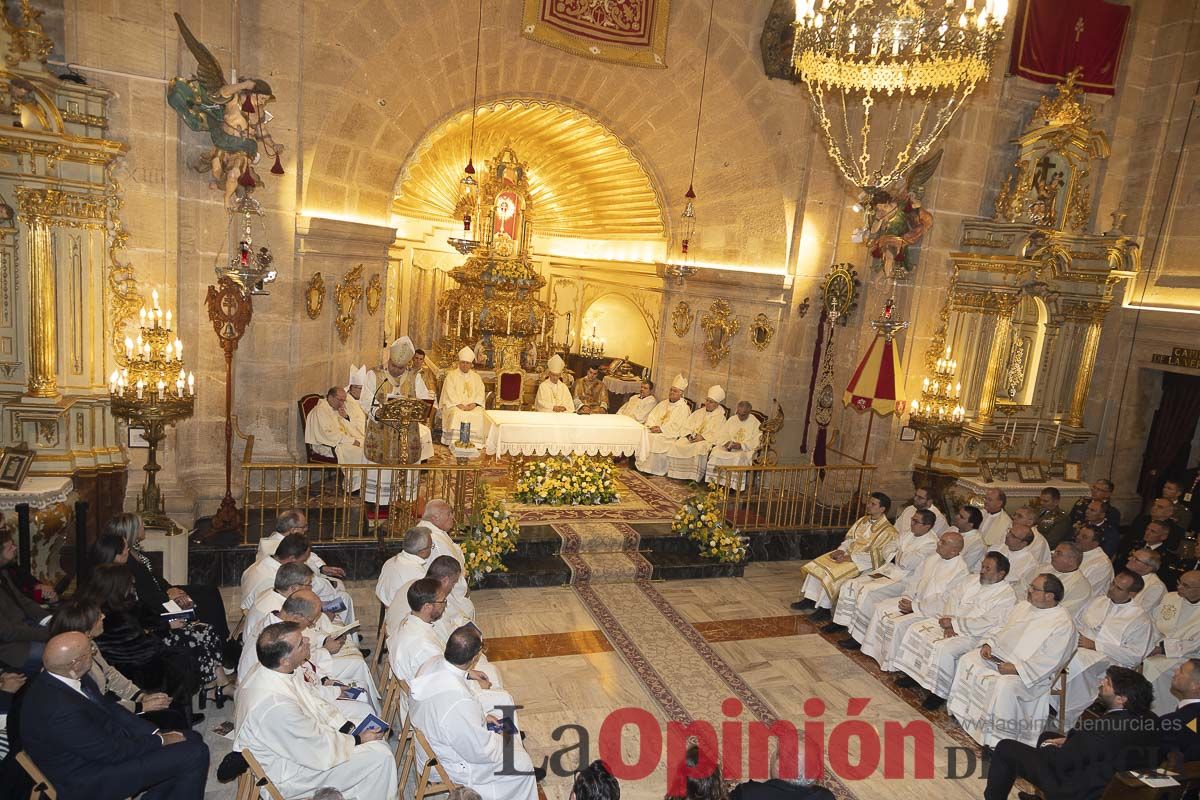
304;386;367;488
617;380;657;423
534;355;573;413
574;364;609;414
1144;570;1200;715
792;492;899;622
703;400;762;490
637;374;691;476
666;385;727;482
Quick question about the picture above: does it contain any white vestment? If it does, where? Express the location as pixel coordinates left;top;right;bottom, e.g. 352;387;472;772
1039;566;1095;620
800;516;899;609
947;602;1078;746
833;529;939;640
860;554;970;670
304;398;368;492
666;407;727;481
241;557;355;627
1054;596;1154;728
1135;572;1168;615
895;575;1017;698
306;613;380;712
980;509;1013;549
234;665;396;800
703;414;762;489
1145;593;1200;714
390;614;511;716
439;368;487;445
409;659;538;800
893;504;949;538
419;519;469;599
240;590;287;679
534;379;573;413
617;394;657;424
376;550;429;608
991;544;1040;593
948;528;987;573
1080;548;1116;597
637;399;691;476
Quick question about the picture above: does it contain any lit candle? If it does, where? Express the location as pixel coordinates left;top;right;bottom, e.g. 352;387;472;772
910;399;918;414
457;309;463;331
922;377;930;392
1032;419;1040;443
506;310;512;335
157;380;165;398
955;382;961;398
174;339;182;360
176;379;184;396
164;342;173;360
135;380;144;400
139;307;146;326
468;312;474;338
187;372;195;396
151;289;159;308
166;309;172;329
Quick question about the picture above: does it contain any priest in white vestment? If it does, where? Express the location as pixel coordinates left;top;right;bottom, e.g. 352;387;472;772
829;507;939;641
794;492;899;620
1038;541;1095;620
637;374;691;476
235;622;397;800
617;380;658;423
241;534;356;628
280;590;380;712
345;364;376;418
440;347;487;445
1075;525;1116;596
854;532;970;670
703;401;763;490
1124;548;1168;614
666;385;727;481
409;627;541;800
892;488;949;537
1143;570;1200;714
991;524;1041;593
376;526;432;610
979;488;1013;549
1009;506;1051;564
894;553;1017;709
304;386;368;490
239;562;314;680
255;511;349;591
419;499;468;600
944;505;987;572
947;573;1079;747
1054;571;1155;728
534;355;574;413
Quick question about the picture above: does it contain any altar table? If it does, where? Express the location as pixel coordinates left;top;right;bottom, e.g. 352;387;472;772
482;410;649;461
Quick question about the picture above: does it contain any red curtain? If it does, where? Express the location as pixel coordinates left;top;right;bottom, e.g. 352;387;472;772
1138;372;1200;507
1009;0;1131;95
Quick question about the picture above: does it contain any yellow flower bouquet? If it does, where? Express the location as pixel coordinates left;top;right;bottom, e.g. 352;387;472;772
458;488;520;585
513;455;619;505
672;487;748;564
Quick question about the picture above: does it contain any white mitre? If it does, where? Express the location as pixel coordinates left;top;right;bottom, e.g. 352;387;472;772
671;374;689;392
389;337;415;367
707;385;725;403
547;354;565;374
458;346;475;363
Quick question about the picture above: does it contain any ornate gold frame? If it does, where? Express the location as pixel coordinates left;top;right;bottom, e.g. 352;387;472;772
750;312;775;351
335;265;364;343
365;274;383;316
304;272;325;320
700;299;739;367
671;301;693;338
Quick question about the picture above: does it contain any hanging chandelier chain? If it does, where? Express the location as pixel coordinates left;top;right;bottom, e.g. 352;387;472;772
687;0;717;193
467;0;485;168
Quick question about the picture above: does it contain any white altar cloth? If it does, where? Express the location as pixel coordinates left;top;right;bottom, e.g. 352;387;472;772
482;410;649;461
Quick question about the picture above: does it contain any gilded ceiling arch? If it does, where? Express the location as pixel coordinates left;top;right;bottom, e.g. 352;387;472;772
391;99;668;241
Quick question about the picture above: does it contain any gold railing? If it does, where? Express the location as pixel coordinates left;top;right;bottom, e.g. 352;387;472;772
239;434;482;544
712;463;876;531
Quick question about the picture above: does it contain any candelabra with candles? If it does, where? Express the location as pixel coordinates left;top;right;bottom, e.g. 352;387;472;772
109;289;195;533
580;327;606;359
907;347;966;470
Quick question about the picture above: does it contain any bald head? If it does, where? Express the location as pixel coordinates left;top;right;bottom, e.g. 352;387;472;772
280;588;322;624
44;632;91;677
937;531;965;559
422;499;455;532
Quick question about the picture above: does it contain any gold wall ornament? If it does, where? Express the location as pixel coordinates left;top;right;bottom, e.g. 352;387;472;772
334;264;364;344
1;0;54;67
106;165;144;366
819;263;859;325
750;313;775;351
304;273;325;319
700;299;739;367
366;274;383;316
671;301;694;338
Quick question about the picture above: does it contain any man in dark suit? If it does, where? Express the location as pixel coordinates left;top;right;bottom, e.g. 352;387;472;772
1128;499;1186;554
19;632;209;800
1069;479;1122;528
1114;520;1181;590
0;530;50;672
731;743;835;800
1160;658;1200;766
984;665;1160;800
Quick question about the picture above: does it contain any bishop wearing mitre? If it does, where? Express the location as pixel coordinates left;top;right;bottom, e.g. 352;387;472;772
304;386;368;490
666;386;727;482
345;364;376;417
440;346;486;444
370;336;416;408
368;337;435;463
637;374;692;476
535;355;574;412
792;492;898;621
703;400;762;489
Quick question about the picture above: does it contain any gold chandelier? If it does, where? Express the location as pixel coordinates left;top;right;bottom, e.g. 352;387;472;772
907;346;965;468
793;0;1008;191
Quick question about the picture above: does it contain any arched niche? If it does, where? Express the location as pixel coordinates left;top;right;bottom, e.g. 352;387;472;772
581;293;655;368
995;294;1048;406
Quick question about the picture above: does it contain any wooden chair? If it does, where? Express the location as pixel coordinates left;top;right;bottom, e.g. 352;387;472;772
297;394;338;465
236;750;285;800
372;624;390;686
396;679;459;800
494;367;525;411
1052;666;1069;734
15;752;56;800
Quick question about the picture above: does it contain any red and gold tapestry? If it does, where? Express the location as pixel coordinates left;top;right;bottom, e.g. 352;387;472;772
521;0;671;69
1008;0;1130;95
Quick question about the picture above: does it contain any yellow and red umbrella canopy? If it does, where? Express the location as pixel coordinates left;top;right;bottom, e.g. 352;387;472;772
843;333;906;415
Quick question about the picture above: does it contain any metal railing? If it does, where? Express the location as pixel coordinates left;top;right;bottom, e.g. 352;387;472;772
239;435;483;544
712;463;877;531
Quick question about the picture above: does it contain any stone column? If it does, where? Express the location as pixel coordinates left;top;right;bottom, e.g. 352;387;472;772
16;189;58;398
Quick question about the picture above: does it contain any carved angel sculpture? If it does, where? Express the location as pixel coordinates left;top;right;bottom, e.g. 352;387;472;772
863;150;942;279
166;13;284;210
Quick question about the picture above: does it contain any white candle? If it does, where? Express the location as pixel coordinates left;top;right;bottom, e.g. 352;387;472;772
125;337;133;359
151;289;159;308
468;312;474;338
175;339;182;360
457;309;463;330
1053;422;1061;449
506;311;512;335
139;307;146;326
1032;419;1040;443
166;309;172;329
188;372;195;396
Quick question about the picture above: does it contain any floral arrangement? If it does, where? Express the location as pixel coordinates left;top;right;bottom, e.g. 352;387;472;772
457;488;520;585
513;455;619;506
672;487;748;564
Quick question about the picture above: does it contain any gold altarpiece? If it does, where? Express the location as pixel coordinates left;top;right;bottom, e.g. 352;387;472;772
926;74;1140;477
0;6;134;542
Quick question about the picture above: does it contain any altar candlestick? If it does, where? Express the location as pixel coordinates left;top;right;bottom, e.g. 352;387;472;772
469;312;474;338
1032;420;1040;443
506;310;512;335
139;307;146;327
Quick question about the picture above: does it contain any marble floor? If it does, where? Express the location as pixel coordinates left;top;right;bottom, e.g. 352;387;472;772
200;562;994;800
